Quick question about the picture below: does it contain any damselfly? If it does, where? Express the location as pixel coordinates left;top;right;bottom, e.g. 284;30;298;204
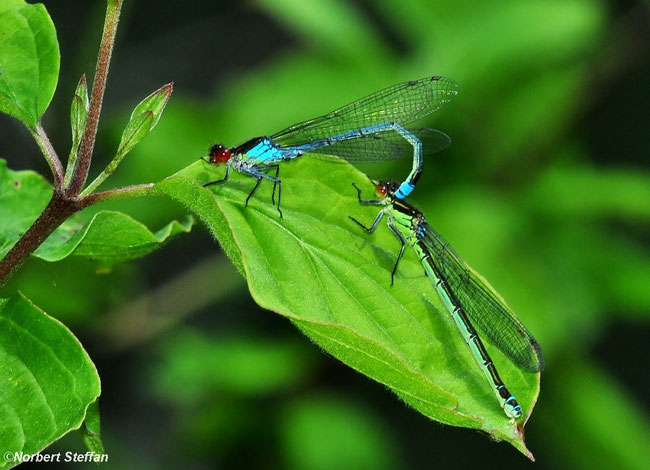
204;76;459;217
350;181;544;419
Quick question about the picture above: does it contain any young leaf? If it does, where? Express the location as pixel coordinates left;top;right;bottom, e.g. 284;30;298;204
70;75;89;149
116;82;173;158
155;157;541;457
64;74;89;186
116;111;155;160
0;159;193;267
0;293;100;468
0;0;60;127
81;83;173;195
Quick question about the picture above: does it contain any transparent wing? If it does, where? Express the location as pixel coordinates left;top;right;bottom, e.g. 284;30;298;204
422;225;545;372
303;128;451;163
271;76;459;149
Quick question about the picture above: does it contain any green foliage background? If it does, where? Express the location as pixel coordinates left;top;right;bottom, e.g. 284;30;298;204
0;0;648;468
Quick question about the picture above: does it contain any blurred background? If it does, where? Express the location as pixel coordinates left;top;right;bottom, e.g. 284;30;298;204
0;0;648;468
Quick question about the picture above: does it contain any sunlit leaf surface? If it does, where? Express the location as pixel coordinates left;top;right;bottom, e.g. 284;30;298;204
0;160;193;267
156;157;541;455
0;293;100;469
0;0;59;127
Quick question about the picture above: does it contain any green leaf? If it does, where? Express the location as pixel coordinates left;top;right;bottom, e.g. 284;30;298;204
116;82;173;159
156;157;540;456
70;74;89;151
37;211;194;267
0;0;60;127
80;83;174;195
0;159;193;267
80;400;104;455
155;166;245;277
64;74;89;186
0;293;100;469
117;111;155;160
0;161;52;258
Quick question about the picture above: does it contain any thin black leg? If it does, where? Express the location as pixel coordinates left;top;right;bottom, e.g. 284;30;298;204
204;163;231;187
245;177;263;207
387;221;406;286
264;165;283;218
275;179;283;218
352;183;383;205
349;182;385;231
268;165;280;205
244;165;277;207
349;210;384;233
241;166;283;218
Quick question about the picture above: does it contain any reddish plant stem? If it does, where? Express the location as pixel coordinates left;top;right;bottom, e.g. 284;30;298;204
80;183;155;206
66;0;123;196
0;1;126;287
32;124;64;187
0;181;155;287
0;191;78;286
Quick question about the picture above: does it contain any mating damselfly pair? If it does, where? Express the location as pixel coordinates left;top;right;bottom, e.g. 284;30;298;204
201;76;544;419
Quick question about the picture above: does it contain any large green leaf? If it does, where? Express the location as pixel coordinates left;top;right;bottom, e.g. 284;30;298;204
156;157;541;457
0;0;60;127
0;160;193;267
0;293;100;469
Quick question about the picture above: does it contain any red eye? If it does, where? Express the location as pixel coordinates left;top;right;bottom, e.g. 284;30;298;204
376;183;388;197
208;144;231;164
216;149;231;162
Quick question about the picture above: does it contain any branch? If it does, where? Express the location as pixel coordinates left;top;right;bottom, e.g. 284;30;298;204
0;191;78;286
0;181;157;287
66;0;123;196
31;124;64;188
0;1;127;286
79;183;156;207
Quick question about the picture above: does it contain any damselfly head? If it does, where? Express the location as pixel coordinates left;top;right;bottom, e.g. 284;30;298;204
376;181;400;198
208;144;232;164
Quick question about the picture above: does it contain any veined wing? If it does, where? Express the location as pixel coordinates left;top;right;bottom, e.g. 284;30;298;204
271;76;459;148
421;224;545;372
304;128;451;163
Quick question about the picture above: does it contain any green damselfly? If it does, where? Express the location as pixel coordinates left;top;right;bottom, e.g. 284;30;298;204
350;181;544;419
